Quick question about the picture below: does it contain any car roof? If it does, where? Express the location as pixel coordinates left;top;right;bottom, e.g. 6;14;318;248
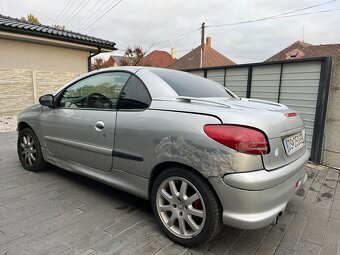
53;66;179;98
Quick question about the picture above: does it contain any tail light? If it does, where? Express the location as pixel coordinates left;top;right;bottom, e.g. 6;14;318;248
284;112;297;117
203;125;269;155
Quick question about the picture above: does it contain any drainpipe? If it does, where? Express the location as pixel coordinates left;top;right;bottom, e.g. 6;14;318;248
88;48;101;72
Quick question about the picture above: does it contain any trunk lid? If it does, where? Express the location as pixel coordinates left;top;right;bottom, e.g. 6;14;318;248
151;97;307;170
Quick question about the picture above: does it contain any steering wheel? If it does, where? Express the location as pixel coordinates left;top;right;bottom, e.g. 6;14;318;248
86;93;113;108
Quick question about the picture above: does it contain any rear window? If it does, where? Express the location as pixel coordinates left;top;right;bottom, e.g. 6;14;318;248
150;69;231;98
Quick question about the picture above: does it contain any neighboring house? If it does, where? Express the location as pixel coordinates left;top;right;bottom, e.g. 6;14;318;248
168;37;235;70
138;50;175;67
0;14;116;115
265;41;340;62
105;55;119;67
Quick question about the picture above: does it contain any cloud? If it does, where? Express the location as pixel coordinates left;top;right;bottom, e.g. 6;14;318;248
1;0;340;63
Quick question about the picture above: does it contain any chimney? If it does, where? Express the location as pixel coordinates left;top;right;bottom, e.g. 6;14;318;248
206;37;211;47
170;48;176;59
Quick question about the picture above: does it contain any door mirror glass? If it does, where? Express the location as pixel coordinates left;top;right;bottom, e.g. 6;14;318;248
39;94;54;107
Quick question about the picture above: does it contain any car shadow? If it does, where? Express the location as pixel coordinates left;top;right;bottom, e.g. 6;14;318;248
45;164;152;213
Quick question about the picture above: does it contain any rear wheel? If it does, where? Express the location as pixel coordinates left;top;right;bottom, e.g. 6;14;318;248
17;128;47;172
151;167;222;246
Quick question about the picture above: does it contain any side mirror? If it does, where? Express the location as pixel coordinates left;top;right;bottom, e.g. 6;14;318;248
39;94;54;107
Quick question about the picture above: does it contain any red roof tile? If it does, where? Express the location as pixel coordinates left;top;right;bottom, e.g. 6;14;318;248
138;50;175;67
167;44;235;70
266;41;340;62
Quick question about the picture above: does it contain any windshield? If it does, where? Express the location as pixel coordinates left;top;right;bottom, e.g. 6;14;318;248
151;69;232;98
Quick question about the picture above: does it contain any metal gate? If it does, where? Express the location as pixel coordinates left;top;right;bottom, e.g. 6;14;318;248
186;57;332;164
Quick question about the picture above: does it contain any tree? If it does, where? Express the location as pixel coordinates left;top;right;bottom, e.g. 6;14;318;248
91;57;116;70
91;58;106;70
119;46;144;66
20;14;41;25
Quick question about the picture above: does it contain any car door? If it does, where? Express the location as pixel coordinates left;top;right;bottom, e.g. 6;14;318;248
113;74;152;177
40;71;131;172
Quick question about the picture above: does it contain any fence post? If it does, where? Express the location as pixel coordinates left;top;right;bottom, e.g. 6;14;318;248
310;57;332;164
246;66;252;98
277;64;283;103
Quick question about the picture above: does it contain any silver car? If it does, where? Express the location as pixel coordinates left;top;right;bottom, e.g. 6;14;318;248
17;67;308;246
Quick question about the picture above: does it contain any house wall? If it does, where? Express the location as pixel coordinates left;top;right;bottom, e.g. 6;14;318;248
0;38;88;73
323;56;340;167
0;38;88;115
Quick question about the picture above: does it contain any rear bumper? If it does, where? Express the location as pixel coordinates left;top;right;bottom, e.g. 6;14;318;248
208;150;309;229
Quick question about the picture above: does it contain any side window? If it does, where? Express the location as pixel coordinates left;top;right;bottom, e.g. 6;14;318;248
117;75;151;110
60;72;131;110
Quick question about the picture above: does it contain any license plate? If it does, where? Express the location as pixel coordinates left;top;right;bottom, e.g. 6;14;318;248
283;132;305;156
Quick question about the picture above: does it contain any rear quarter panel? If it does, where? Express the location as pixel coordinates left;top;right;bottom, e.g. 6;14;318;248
140;109;263;178
143;109;224;178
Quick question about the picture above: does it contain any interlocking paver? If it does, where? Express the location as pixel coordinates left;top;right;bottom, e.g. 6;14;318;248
0;132;340;255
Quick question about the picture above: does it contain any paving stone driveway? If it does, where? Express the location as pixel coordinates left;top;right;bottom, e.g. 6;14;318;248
0;131;340;255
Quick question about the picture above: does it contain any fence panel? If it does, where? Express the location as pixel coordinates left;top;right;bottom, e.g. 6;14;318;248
224;67;248;98
250;65;281;102
189;70;205;77
280;61;322;150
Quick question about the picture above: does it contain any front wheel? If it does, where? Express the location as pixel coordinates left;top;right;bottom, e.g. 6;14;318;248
17;128;47;172
151;167;222;247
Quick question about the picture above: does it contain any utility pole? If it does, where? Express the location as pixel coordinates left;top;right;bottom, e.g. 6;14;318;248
200;22;205;68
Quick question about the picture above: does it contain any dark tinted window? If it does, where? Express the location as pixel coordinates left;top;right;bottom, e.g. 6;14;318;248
117;75;151;110
151;69;231;98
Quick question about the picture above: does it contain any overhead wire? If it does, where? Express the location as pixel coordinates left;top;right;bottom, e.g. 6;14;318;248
80;0;124;33
53;0;73;24
142;1;337;54
72;0;113;31
57;0;78;24
207;0;337;27
158;29;200;50
63;0;91;26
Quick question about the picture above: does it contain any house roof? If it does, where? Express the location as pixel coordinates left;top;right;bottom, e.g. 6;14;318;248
138;50;175;68
167;44;235;70
266;41;340;62
0;14;116;51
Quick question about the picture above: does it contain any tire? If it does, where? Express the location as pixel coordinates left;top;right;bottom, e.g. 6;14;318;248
17;128;47;172
151;167;222;247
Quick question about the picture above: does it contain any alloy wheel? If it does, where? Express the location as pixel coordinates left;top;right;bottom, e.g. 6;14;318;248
20;134;37;166
156;176;206;239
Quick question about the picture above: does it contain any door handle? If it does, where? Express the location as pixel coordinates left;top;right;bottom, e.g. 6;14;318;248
95;121;105;131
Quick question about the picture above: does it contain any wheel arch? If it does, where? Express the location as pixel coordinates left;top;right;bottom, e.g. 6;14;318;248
17;121;44;146
17;121;32;132
148;161;222;208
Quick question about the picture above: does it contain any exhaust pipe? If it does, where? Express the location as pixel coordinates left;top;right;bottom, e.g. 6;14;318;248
272;212;282;226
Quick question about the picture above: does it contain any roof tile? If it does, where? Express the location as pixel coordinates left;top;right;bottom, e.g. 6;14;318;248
168;44;235;70
265;41;340;62
0;13;116;50
138;50;176;67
